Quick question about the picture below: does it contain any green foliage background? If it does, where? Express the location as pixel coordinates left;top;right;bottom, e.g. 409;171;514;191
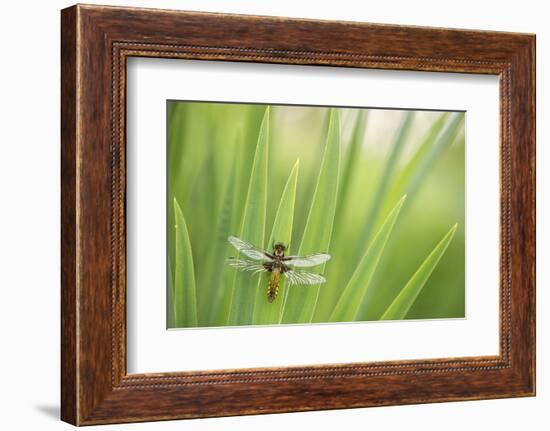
167;101;465;328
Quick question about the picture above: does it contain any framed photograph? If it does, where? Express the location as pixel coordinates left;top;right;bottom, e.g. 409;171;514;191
61;4;535;425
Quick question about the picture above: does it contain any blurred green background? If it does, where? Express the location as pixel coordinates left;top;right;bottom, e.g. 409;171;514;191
167;101;465;329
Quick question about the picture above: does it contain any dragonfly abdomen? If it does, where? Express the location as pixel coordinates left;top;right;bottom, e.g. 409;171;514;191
267;269;280;302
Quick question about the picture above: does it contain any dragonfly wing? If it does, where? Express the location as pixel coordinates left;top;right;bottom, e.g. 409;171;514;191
228;235;269;261
226;258;267;274
285;253;331;267
285;270;326;286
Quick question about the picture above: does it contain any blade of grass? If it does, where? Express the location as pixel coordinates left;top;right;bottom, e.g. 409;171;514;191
336;109;368;222
167;103;217;308
354;113;464;321
227;107;270;326
187;151;217;322
232;105;267;237
167;102;186;286
380;223;458;320
211;106;265;327
253;160;300;324
280;109;341;324
353;112;414;263
315;110;368;321
204;155;238;326
167;260;175;328
173;198;197;327
379;112;464;220
329;195;406;322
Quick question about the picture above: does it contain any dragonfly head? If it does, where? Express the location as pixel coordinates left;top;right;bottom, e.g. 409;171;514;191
273;242;287;257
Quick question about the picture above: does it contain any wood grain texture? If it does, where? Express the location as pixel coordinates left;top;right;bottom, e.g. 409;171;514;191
60;4;535;425
60;6;78;425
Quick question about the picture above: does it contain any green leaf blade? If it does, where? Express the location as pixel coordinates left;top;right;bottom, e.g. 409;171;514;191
381;223;458;321
253;160;300;324
329;195;406;322
354;113;465;321
227;107;270;326
204;155;238;326
315;110;368;321
280;109;341;323
172;198;198;327
167;260;175;328
337;110;368;217
353;112;414;262
380;112;464;219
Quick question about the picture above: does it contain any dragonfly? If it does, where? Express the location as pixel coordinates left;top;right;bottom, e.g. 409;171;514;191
226;235;331;303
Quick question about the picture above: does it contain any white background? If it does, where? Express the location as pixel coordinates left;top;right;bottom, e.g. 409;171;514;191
127;59;499;373
0;0;547;430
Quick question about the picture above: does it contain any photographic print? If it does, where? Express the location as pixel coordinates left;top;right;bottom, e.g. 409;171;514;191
167;102;465;329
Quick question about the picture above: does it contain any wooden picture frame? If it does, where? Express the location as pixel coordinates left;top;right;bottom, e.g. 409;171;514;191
61;4;535;425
